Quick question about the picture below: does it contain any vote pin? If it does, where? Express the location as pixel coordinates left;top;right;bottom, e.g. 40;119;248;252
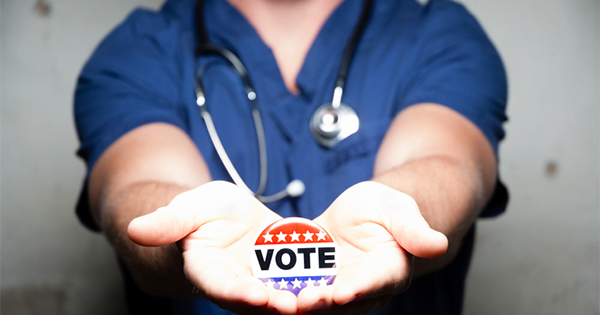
251;217;337;295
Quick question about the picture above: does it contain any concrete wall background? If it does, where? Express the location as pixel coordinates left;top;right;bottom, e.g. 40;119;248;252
1;0;598;314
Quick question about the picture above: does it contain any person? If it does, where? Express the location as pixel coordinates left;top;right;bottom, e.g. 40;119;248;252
74;0;508;314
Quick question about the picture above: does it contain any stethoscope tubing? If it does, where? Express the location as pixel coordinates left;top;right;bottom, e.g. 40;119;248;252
194;0;373;202
195;59;269;198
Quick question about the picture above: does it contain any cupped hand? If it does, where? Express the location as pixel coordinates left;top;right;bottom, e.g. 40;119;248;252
127;181;297;315
297;181;448;315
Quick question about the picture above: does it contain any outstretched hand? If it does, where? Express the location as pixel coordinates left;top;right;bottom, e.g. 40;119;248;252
127;181;447;315
127;181;297;315
297;181;448;315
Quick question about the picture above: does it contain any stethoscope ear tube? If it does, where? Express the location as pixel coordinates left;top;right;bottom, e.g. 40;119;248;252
197;44;257;107
195;45;266;193
197;98;254;196
196;61;268;198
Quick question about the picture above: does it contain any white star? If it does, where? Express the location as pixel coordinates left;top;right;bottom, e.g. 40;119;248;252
264;279;276;289
291;278;303;289
278;278;289;290
262;232;273;243
290;231;301;242
276;231;288;242
303;230;314;241
316;230;327;241
318;277;329;287
305;278;316;287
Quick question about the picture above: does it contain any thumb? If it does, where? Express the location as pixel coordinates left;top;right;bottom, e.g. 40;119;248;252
127;184;216;246
127;181;265;247
382;190;448;258
127;203;199;247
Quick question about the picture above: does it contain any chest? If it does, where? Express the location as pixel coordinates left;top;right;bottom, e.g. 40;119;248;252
180;0;423;217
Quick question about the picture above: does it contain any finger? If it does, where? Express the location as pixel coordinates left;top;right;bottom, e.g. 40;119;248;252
191;266;298;315
382;192;448;258
297;284;334;313
184;248;270;307
298;284;391;315
265;289;299;315
303;298;389;315
332;245;411;305
184;247;298;315
128;181;266;246
225;290;298;315
297;245;408;312
127;203;198;246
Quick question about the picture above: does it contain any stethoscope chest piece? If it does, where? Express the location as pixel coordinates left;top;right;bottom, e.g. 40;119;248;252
310;101;359;148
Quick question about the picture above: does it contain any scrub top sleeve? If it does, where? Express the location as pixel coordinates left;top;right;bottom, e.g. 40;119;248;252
400;1;508;154
74;9;190;230
75;9;189;172
398;1;509;217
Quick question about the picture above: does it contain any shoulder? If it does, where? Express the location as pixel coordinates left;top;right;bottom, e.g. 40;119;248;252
417;0;493;44
370;0;493;47
366;1;507;151
74;2;198;173
76;2;198;108
83;6;193;71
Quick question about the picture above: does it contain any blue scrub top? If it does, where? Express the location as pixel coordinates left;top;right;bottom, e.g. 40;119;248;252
74;0;508;313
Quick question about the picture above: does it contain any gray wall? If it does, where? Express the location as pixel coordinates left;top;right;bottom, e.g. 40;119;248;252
1;0;598;314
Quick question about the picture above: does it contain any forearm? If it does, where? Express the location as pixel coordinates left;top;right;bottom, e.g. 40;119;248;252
97;181;196;297
85;123;213;296
373;154;493;276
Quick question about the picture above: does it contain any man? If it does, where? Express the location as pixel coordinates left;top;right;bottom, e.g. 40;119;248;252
74;0;508;313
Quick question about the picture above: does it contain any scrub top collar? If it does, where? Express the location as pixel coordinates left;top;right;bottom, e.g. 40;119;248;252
162;0;370;142
198;0;368;102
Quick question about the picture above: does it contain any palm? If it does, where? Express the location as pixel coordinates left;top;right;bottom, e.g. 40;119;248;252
317;217;411;299
308;195;411;314
297;182;446;314
130;181;297;315
179;200;284;306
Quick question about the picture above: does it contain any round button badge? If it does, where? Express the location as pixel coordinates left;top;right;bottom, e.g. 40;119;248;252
251;217;337;295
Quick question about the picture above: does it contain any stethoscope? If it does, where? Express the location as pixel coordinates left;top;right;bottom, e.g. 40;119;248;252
194;0;373;203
